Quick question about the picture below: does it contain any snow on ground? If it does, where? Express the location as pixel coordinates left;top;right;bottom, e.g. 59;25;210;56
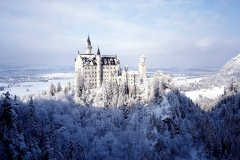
173;76;204;86
0;83;7;87
0;76;75;97
184;86;224;101
37;72;75;78
173;76;224;101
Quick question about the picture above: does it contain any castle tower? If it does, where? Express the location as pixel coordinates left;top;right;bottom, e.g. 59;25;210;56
96;46;102;88
86;35;92;54
138;54;147;78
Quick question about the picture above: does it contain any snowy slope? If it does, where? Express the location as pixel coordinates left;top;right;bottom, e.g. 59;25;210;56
218;54;240;78
196;53;240;87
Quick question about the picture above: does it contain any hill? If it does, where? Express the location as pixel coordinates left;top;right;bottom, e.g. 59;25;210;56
204;54;240;85
218;54;240;78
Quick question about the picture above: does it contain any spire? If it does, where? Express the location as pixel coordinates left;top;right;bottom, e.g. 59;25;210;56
87;34;91;46
86;34;92;54
97;46;101;55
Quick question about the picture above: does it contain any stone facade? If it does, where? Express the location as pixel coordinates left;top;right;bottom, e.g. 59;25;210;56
74;35;147;89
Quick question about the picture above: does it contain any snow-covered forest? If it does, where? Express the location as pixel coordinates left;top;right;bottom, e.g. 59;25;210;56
1;71;240;160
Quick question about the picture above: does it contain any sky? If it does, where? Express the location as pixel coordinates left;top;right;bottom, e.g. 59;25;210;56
0;0;240;69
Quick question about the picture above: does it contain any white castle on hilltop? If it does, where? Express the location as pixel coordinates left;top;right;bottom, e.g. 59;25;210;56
74;35;147;90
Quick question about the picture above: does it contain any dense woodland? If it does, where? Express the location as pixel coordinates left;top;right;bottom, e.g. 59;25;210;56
0;73;240;159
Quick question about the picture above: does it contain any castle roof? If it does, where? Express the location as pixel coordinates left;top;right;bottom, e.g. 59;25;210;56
87;35;91;46
79;54;97;65
101;55;119;65
97;46;101;55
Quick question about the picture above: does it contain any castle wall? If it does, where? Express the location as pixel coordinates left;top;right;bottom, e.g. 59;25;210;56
74;36;147;92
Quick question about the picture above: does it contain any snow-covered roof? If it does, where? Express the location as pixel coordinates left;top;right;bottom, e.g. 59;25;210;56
79;54;97;66
76;53;120;66
101;55;119;65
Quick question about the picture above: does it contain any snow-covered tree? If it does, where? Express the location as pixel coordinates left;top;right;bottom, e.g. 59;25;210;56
28;97;37;128
117;82;126;107
0;92;27;159
57;82;62;92
49;83;57;96
40;138;54;160
111;80;119;106
64;137;76;160
67;82;72;92
75;72;84;98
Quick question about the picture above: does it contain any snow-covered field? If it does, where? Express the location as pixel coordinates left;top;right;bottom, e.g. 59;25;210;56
37;72;75;78
184;86;224;101
173;76;224;101
173;76;204;85
0;73;75;97
1;72;224;100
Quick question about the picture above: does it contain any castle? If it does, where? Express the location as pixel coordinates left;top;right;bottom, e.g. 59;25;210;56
74;35;147;90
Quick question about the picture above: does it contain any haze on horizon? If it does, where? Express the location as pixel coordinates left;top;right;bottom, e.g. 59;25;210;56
0;0;240;69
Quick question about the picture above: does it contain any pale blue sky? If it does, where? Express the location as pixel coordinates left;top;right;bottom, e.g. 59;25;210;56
0;0;240;68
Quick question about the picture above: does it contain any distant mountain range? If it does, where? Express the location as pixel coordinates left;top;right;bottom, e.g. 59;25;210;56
0;63;220;77
0;64;74;76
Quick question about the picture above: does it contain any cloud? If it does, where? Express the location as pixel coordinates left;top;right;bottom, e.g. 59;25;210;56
194;38;216;50
0;0;239;68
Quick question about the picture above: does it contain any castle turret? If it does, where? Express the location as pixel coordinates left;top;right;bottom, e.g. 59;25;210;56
138;54;147;78
96;46;102;88
86;35;92;54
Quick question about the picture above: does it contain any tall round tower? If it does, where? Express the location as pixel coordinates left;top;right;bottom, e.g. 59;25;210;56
86;35;92;54
138;54;147;78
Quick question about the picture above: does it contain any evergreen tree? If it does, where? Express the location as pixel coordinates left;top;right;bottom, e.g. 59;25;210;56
117;82;126;107
64;86;68;94
41;138;54;160
67;82;72;92
0;92;27;159
75;72;84;98
65;137;76;160
57;82;62;92
28;97;37;128
111;80;119;106
78;146;87;160
49;83;57;96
